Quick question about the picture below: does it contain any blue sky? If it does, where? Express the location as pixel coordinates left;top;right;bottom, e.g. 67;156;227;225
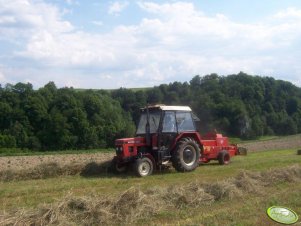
1;0;301;88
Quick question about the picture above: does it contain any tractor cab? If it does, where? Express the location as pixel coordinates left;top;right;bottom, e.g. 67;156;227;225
136;105;196;150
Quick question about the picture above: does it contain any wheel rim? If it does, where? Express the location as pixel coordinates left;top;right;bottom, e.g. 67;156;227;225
224;154;230;164
116;164;126;173
183;146;196;166
138;161;151;176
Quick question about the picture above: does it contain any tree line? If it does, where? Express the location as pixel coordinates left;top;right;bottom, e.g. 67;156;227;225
0;72;301;150
112;72;301;139
0;82;135;150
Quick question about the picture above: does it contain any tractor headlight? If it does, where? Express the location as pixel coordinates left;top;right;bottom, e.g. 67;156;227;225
115;146;123;153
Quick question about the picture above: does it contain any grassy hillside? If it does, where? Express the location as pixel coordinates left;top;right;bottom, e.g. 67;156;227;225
0;148;300;225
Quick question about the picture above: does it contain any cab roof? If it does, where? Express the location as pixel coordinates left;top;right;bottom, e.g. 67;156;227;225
142;105;192;111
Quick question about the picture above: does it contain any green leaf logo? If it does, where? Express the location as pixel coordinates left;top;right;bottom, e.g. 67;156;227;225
267;206;299;225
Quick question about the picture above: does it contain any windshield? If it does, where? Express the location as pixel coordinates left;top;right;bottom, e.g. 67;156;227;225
136;112;161;134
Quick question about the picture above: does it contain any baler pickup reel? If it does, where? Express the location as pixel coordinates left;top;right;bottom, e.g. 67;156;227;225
238;147;248;155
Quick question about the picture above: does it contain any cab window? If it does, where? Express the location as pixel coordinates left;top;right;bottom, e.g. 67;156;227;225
176;112;195;132
136;112;161;134
162;111;176;133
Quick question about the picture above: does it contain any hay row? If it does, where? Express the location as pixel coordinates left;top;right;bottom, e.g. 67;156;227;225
1;164;300;225
0;161;112;182
1;149;301;182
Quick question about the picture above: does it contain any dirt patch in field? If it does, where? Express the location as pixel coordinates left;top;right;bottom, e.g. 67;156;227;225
239;134;301;152
1;164;300;226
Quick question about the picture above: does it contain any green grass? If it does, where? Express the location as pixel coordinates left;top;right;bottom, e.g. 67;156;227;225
163;182;301;226
229;135;280;144
2;133;300;156
1;147;301;225
0;149;300;214
142;182;301;225
0;148;114;157
228;135;279;144
229;133;301;144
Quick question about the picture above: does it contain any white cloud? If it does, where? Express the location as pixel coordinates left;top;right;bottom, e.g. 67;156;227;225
0;15;16;24
274;7;301;19
101;74;112;79
92;20;103;26
0;0;73;41
138;1;197;17
108;1;129;15
1;1;301;88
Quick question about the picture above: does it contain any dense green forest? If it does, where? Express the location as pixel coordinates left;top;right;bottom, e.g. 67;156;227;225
0;82;135;150
1;72;301;150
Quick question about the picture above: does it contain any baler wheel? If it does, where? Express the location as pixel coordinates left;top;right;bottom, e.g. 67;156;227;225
218;151;230;165
172;138;200;172
134;157;154;177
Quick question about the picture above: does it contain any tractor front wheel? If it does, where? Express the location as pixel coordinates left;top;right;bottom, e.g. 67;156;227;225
218;151;230;165
172;138;200;172
110;157;127;174
134;157;154;177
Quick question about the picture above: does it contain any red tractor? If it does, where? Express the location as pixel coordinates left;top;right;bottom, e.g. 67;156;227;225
111;105;244;177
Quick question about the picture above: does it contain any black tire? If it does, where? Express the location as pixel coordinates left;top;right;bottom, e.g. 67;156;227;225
110;157;127;174
218;151;230;165
172;138;200;172
134;157;154;177
297;150;301;155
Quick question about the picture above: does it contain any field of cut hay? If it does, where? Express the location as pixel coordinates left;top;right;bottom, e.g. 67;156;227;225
240;134;301;152
0;152;114;171
1;163;301;225
0;152;115;182
0;136;301;225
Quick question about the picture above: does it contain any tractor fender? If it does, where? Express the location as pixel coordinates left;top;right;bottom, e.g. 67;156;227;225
170;132;203;152
140;153;156;167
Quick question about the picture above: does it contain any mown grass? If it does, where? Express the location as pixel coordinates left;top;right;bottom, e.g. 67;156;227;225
228;134;299;144
166;182;301;226
2;133;299;156
233;133;301;144
0;149;300;214
0;148;114;157
1;164;301;225
139;181;301;226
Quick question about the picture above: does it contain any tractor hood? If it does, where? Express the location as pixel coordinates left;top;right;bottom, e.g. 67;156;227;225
115;137;145;146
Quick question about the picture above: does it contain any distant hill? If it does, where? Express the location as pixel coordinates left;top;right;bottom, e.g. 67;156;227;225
0;72;300;150
111;72;301;138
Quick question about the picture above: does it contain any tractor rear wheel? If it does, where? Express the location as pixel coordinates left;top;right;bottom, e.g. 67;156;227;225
134;157;154;177
172;138;200;172
218;150;230;165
